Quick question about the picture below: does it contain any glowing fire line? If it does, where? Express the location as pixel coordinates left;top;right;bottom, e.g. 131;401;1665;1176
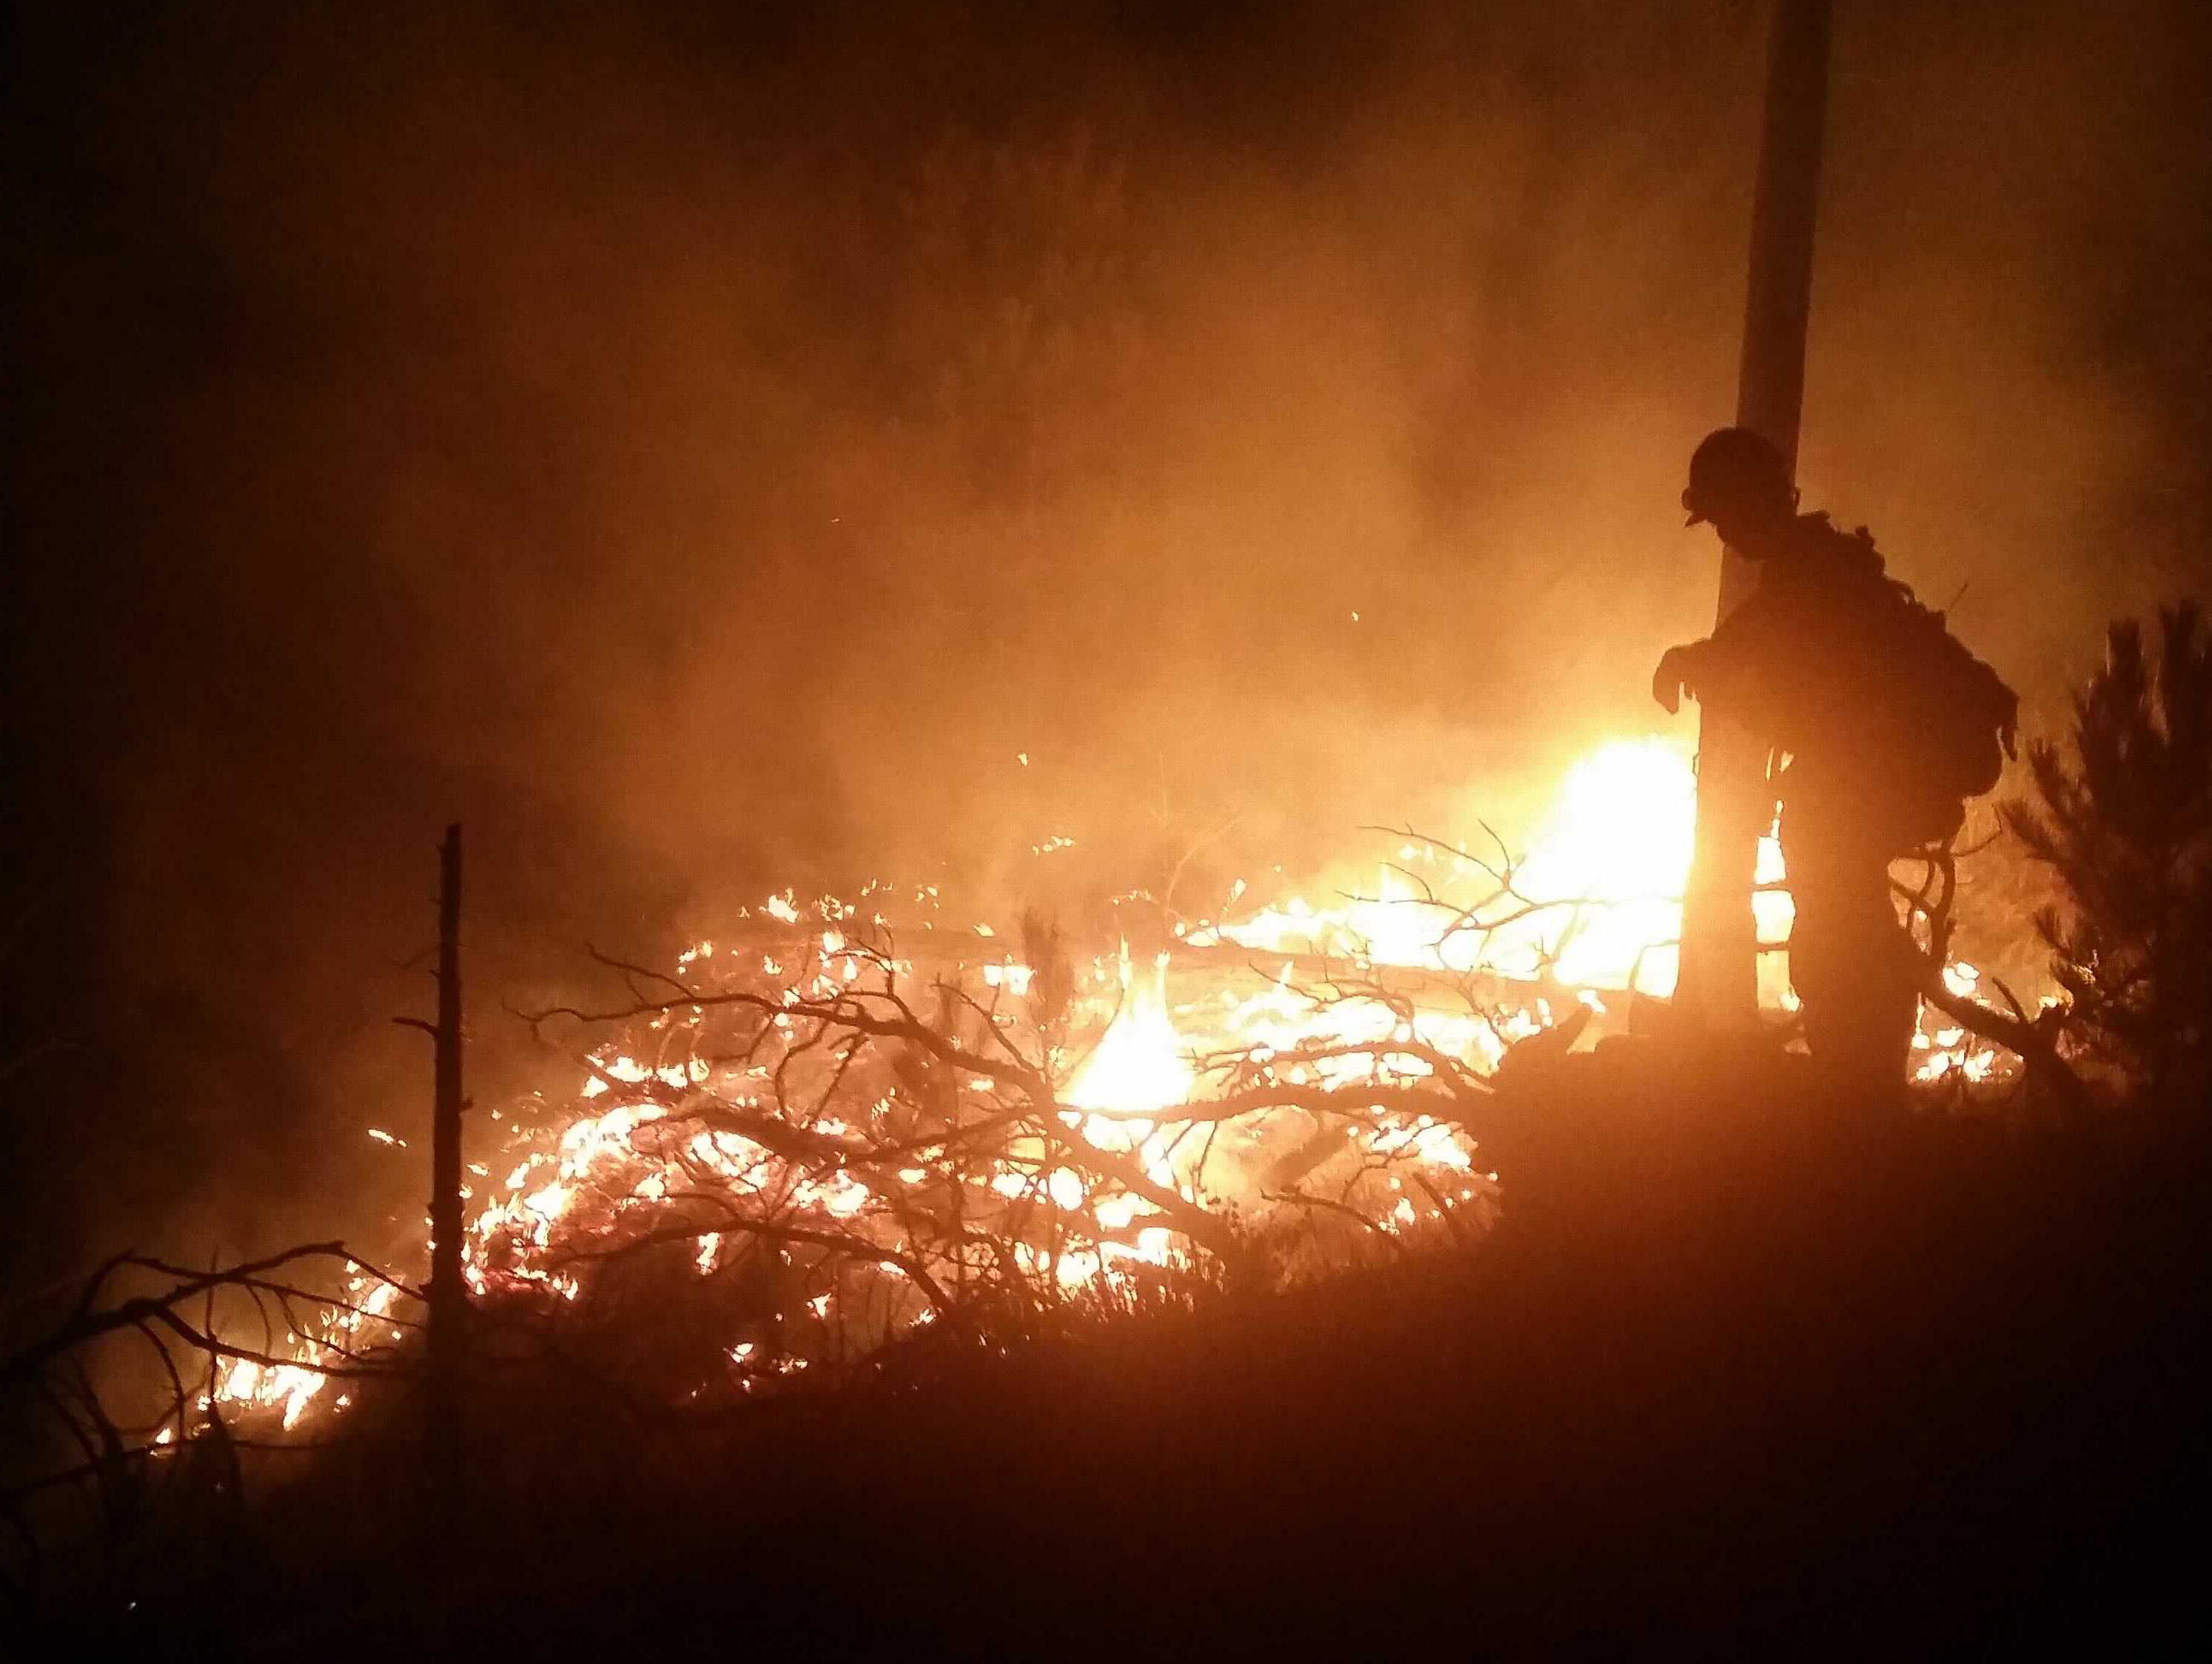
205;739;2006;1426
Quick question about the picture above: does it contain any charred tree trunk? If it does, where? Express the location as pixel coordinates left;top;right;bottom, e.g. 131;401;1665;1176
1678;0;1831;1029
425;825;466;1529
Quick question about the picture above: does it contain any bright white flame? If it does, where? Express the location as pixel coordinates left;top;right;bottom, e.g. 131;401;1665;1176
1213;739;1794;1001
1065;946;1195;1116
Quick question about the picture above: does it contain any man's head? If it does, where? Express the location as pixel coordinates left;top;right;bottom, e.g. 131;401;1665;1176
1681;427;1797;546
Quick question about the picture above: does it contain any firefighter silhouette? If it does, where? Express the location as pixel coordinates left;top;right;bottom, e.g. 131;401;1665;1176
1654;428;2016;1098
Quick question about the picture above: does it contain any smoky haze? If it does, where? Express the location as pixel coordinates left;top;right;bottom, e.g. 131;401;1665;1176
6;0;2208;1278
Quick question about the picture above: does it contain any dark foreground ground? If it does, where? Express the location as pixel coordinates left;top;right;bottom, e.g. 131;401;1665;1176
38;1053;2212;1657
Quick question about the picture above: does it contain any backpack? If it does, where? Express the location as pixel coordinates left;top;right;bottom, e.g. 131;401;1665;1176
1713;517;2020;847
1846;530;2019;845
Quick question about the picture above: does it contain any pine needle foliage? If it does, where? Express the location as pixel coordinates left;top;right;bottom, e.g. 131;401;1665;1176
2000;602;2212;1096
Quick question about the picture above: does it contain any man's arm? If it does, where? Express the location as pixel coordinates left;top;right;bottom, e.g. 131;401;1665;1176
1652;640;1712;714
1654;580;1807;716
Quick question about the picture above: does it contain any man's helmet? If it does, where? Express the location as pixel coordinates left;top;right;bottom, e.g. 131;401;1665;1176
1682;426;1792;527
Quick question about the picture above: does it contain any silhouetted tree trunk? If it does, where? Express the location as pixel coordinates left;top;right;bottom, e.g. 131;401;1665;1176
1679;0;1831;1030
424;828;467;1533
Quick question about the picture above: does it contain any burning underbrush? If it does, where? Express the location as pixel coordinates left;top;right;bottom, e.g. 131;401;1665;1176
231;894;1521;1426
195;740;2021;1436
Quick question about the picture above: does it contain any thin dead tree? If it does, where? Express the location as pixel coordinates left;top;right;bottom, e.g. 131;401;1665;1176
394;825;469;1536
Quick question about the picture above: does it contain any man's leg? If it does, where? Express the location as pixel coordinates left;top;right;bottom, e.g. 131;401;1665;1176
1786;841;1918;1105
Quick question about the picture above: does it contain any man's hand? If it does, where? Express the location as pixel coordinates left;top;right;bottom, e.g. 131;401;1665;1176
1652;643;1702;714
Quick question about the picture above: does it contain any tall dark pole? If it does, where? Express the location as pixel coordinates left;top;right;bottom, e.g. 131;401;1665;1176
1677;0;1831;1028
426;824;466;1524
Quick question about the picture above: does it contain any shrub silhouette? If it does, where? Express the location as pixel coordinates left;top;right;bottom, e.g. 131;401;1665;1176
2002;601;2212;1097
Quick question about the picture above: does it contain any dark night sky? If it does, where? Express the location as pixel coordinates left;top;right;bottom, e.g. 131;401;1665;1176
4;0;2208;1282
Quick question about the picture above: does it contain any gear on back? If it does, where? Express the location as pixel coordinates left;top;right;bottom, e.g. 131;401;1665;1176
1767;517;2019;846
1872;578;2020;843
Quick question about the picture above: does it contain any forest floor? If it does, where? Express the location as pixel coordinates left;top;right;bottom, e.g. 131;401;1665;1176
45;1054;2212;1658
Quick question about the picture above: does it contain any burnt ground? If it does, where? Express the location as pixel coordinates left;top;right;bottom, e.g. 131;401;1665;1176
35;1052;2212;1658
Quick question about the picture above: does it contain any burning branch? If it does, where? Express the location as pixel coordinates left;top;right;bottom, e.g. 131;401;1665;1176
1893;844;2088;1109
2;1245;415;1394
441;894;1515;1406
1;1241;416;1564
